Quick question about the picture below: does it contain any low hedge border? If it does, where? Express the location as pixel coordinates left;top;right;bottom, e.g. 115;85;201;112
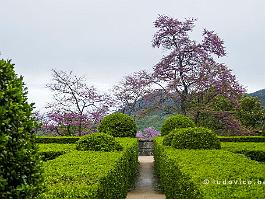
218;136;265;142
238;150;265;162
38;143;76;161
221;142;265;163
39;151;65;161
221;142;265;153
39;138;138;199
36;136;80;143
36;136;265;144
154;137;265;199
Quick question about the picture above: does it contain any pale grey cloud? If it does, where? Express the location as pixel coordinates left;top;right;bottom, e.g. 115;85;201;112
1;0;264;110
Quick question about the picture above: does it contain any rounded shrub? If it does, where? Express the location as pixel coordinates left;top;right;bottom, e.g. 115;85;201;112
163;131;176;146
171;127;221;149
0;59;43;198
97;112;137;137
76;133;123;152
160;114;195;136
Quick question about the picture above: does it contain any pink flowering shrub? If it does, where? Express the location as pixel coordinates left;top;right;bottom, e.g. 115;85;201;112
136;127;160;141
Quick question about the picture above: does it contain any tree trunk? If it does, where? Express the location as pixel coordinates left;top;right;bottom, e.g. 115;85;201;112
194;111;201;124
180;92;188;115
78;118;82;136
180;100;187;115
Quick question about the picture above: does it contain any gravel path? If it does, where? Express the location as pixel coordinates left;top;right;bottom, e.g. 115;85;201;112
126;156;166;199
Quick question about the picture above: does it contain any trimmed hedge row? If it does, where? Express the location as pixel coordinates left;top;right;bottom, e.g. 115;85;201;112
221;142;265;162
241;150;265;162
36;135;265;145
36;136;80;143
218;136;265;142
154;137;265;199
221;142;265;152
38;144;76;161
38;138;138;199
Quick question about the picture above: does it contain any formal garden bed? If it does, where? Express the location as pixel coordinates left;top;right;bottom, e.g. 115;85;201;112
2;11;265;198
154;137;265;199
38;138;138;199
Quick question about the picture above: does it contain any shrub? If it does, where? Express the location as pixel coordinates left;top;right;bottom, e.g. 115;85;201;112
240;150;265;162
154;137;265;199
39;151;65;161
162;131;176;146
221;142;265;162
97;112;137;137
171;127;221;149
76;133;123;152
218;136;265;142
0;59;43;198
221;142;265;152
39;138;138;199
36;136;80;143
160;114;195;136
38;143;76;161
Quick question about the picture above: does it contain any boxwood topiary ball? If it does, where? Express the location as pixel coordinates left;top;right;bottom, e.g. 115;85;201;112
163;131;176;146
171;127;221;149
76;133;123;152
97;112;137;137
160;114;195;136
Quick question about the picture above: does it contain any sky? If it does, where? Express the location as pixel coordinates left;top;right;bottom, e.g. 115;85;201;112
0;0;264;111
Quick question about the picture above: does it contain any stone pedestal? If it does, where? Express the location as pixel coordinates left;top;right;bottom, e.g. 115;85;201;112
138;140;153;156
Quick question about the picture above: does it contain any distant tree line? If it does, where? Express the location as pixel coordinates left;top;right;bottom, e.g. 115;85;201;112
33;15;264;136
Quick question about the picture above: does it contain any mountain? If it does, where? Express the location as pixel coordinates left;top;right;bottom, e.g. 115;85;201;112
122;90;180;131
249;89;265;107
129;88;265;130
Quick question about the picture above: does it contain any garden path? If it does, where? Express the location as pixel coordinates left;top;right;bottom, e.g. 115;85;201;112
126;156;165;199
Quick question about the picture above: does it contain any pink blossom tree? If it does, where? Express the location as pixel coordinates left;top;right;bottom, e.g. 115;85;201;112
152;15;244;115
46;69;113;135
113;70;153;115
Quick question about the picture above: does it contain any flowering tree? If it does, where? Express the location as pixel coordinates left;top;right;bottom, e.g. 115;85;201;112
152;15;244;115
43;112;94;135
189;62;245;123
136;127;160;140
113;70;153;115
46;69;113;135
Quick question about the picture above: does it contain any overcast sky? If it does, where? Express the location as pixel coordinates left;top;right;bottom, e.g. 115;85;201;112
1;0;264;111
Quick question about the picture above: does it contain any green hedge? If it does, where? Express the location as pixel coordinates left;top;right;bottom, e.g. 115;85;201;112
241;150;265;162
39;138;138;199
38;144;76;161
76;133;123;152
36;136;265;144
36;136;80;143
97;112;137;137
218;136;265;142
170;127;221;149
221;142;265;162
154;137;265;199
221;142;265;152
160;114;195;136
